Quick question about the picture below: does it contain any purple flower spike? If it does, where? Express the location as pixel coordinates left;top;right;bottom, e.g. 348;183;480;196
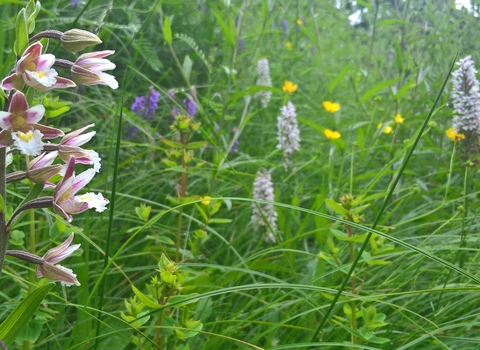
183;98;196;117
36;233;81;286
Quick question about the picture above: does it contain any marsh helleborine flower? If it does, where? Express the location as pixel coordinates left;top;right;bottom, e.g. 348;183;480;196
36;233;81;286
53;156;108;222
2;42;76;91
0;91;64;156
71;50;118;89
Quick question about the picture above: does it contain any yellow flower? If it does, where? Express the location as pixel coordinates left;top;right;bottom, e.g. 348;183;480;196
324;129;341;140
446;127;465;141
296;19;303;25
395;114;404;124
202;196;211;206
285;41;292;50
282;80;298;94
377;123;392;134
323;101;341;113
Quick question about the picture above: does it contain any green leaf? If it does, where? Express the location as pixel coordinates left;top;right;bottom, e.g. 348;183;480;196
187;141;209;149
163;16;172;45
212;10;235;47
14;8;29;56
394;41;403;73
324;198;349;216
359;78;398;103
394;81;415;101
366;259;391;266
162;159;177;168
162;138;184;149
131;285;160;309
182;54;193;81
0;283;54;347
208;218;232;224
328;65;357;93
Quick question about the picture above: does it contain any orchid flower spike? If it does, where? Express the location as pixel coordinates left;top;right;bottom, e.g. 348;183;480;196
36;233;81;286
53;156;108;222
71;51;118;89
0;91;64;156
2;42;76;91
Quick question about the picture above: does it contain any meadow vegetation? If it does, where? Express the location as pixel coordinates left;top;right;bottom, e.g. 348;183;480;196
1;0;480;349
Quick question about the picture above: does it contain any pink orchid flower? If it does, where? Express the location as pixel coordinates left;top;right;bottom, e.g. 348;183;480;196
36;233;81;286
59;124;101;172
2;42;76;91
53;156;108;222
27;151;63;184
71;50;118;89
0;91;64;156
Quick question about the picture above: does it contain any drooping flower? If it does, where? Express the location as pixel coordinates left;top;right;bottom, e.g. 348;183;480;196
282;80;297;94
53;156;108;222
0;91;64;156
285;41;293;51
71;50;118;89
251;168;278;239
451;55;480;133
324;129;341;140
446;127;465;141
2;42;76;91
395;114;404;124
277;101;300;169
36;233;81;286
255;58;273;108
323;101;341;113
58;124;101;172
27;151;63;184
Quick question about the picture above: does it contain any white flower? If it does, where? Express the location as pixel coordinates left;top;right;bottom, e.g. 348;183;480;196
255;58;272;108
78;192;109;212
251;168;278;240
277;101;300;170
451;55;480;133
11;129;44;156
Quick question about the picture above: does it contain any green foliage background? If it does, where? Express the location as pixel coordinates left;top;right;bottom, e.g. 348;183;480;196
2;0;480;349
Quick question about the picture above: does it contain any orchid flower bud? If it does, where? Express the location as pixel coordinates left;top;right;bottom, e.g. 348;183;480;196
61;29;102;53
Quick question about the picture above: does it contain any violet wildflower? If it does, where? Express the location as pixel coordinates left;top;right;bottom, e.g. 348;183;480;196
36;233;81;286
132;86;160;120
451;55;480;134
251;168;278;241
282;19;288;35
183;98;196;117
277;101;300;170
255;58;273;108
